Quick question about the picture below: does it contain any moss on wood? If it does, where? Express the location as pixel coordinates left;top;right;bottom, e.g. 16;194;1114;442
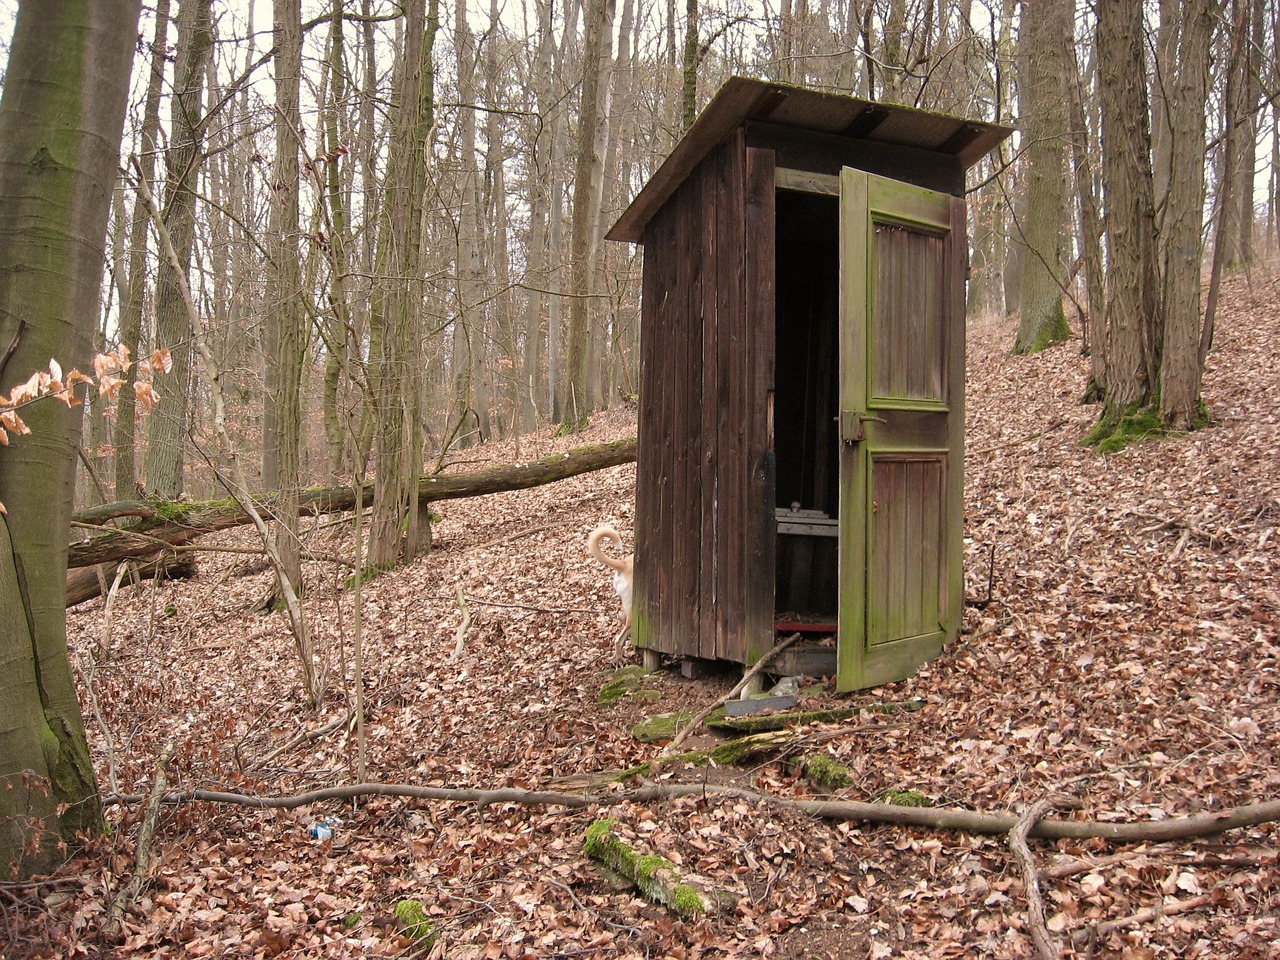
802;753;853;792
583;819;719;915
599;665;658;705
392;899;437;946
1083;401;1209;454
706;698;925;734
615;729;798;781
631;710;700;742
877;788;932;807
1084;404;1165;454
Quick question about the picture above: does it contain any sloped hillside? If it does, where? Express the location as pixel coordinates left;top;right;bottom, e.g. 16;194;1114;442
15;270;1278;958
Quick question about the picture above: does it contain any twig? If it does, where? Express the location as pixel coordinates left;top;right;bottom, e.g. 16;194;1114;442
476;519;574;549
74;653;120;798
97;561;132;661
662;633;803;755
251;712;352;770
1131;510;1220;546
430;593;598;616
1010;798;1072;960
1042;849;1150;881
107;740;176;936
451;585;473;660
1073;890;1217;949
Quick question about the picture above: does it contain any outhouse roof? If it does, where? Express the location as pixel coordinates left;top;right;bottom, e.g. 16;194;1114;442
607;76;1013;244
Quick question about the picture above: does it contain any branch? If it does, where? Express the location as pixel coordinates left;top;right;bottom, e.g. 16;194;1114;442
107;740;175;937
96;779;1280;844
662;632;802;755
1010;798;1076;960
451;586;472;661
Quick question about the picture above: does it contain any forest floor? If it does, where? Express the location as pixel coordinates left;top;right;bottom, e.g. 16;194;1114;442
9;267;1280;959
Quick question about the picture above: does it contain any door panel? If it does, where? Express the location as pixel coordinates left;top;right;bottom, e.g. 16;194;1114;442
838;170;964;691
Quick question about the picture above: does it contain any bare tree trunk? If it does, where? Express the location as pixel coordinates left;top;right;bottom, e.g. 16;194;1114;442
881;0;907;101
320;0;353;484
145;0;213;497
1158;0;1214;430
1097;0;1160;412
546;0;579;422
484;0;517;438
1213;4;1247;269
267;0;305;590
1065;16;1106;398
115;0;170;499
1012;0;1070;355
368;0;436;567
0;0;142;875
565;0;609;426
681;0;698;132
587;0;618;411
452;0;485;447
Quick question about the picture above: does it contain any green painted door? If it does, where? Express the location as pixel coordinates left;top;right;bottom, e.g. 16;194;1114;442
837;170;966;691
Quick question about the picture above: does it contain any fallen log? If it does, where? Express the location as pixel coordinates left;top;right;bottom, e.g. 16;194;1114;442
584;818;728;915
68;437;637;569
66;552;198;607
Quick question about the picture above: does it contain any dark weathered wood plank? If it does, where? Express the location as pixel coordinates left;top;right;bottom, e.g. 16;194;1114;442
636;204;678;653
744;144;777;664
715;134;747;661
698;152;721;654
747;122;966;197
674;164;704;652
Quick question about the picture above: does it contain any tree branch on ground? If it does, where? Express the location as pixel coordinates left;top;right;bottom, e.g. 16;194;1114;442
1010;797;1080;960
97;779;1280;844
662;632;802;755
107;740;175;937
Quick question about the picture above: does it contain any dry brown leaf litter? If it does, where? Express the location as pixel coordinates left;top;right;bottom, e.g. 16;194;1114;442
6;270;1278;958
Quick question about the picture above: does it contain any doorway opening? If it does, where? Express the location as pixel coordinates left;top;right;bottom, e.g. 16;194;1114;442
773;188;840;622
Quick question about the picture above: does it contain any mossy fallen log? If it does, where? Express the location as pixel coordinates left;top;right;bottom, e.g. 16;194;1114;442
706;698;926;734
613;729;799;781
67;438;637;568
801;753;853;792
584;819;729;915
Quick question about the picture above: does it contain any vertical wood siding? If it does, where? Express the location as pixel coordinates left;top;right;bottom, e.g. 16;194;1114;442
635;133;776;664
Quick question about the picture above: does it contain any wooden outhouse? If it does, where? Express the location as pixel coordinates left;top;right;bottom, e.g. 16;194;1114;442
605;77;1011;691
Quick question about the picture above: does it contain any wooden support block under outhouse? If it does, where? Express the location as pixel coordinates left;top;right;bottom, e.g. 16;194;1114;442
680;657;721;680
771;641;838;679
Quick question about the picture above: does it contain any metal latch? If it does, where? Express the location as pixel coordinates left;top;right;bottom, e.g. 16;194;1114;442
839;410;886;443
